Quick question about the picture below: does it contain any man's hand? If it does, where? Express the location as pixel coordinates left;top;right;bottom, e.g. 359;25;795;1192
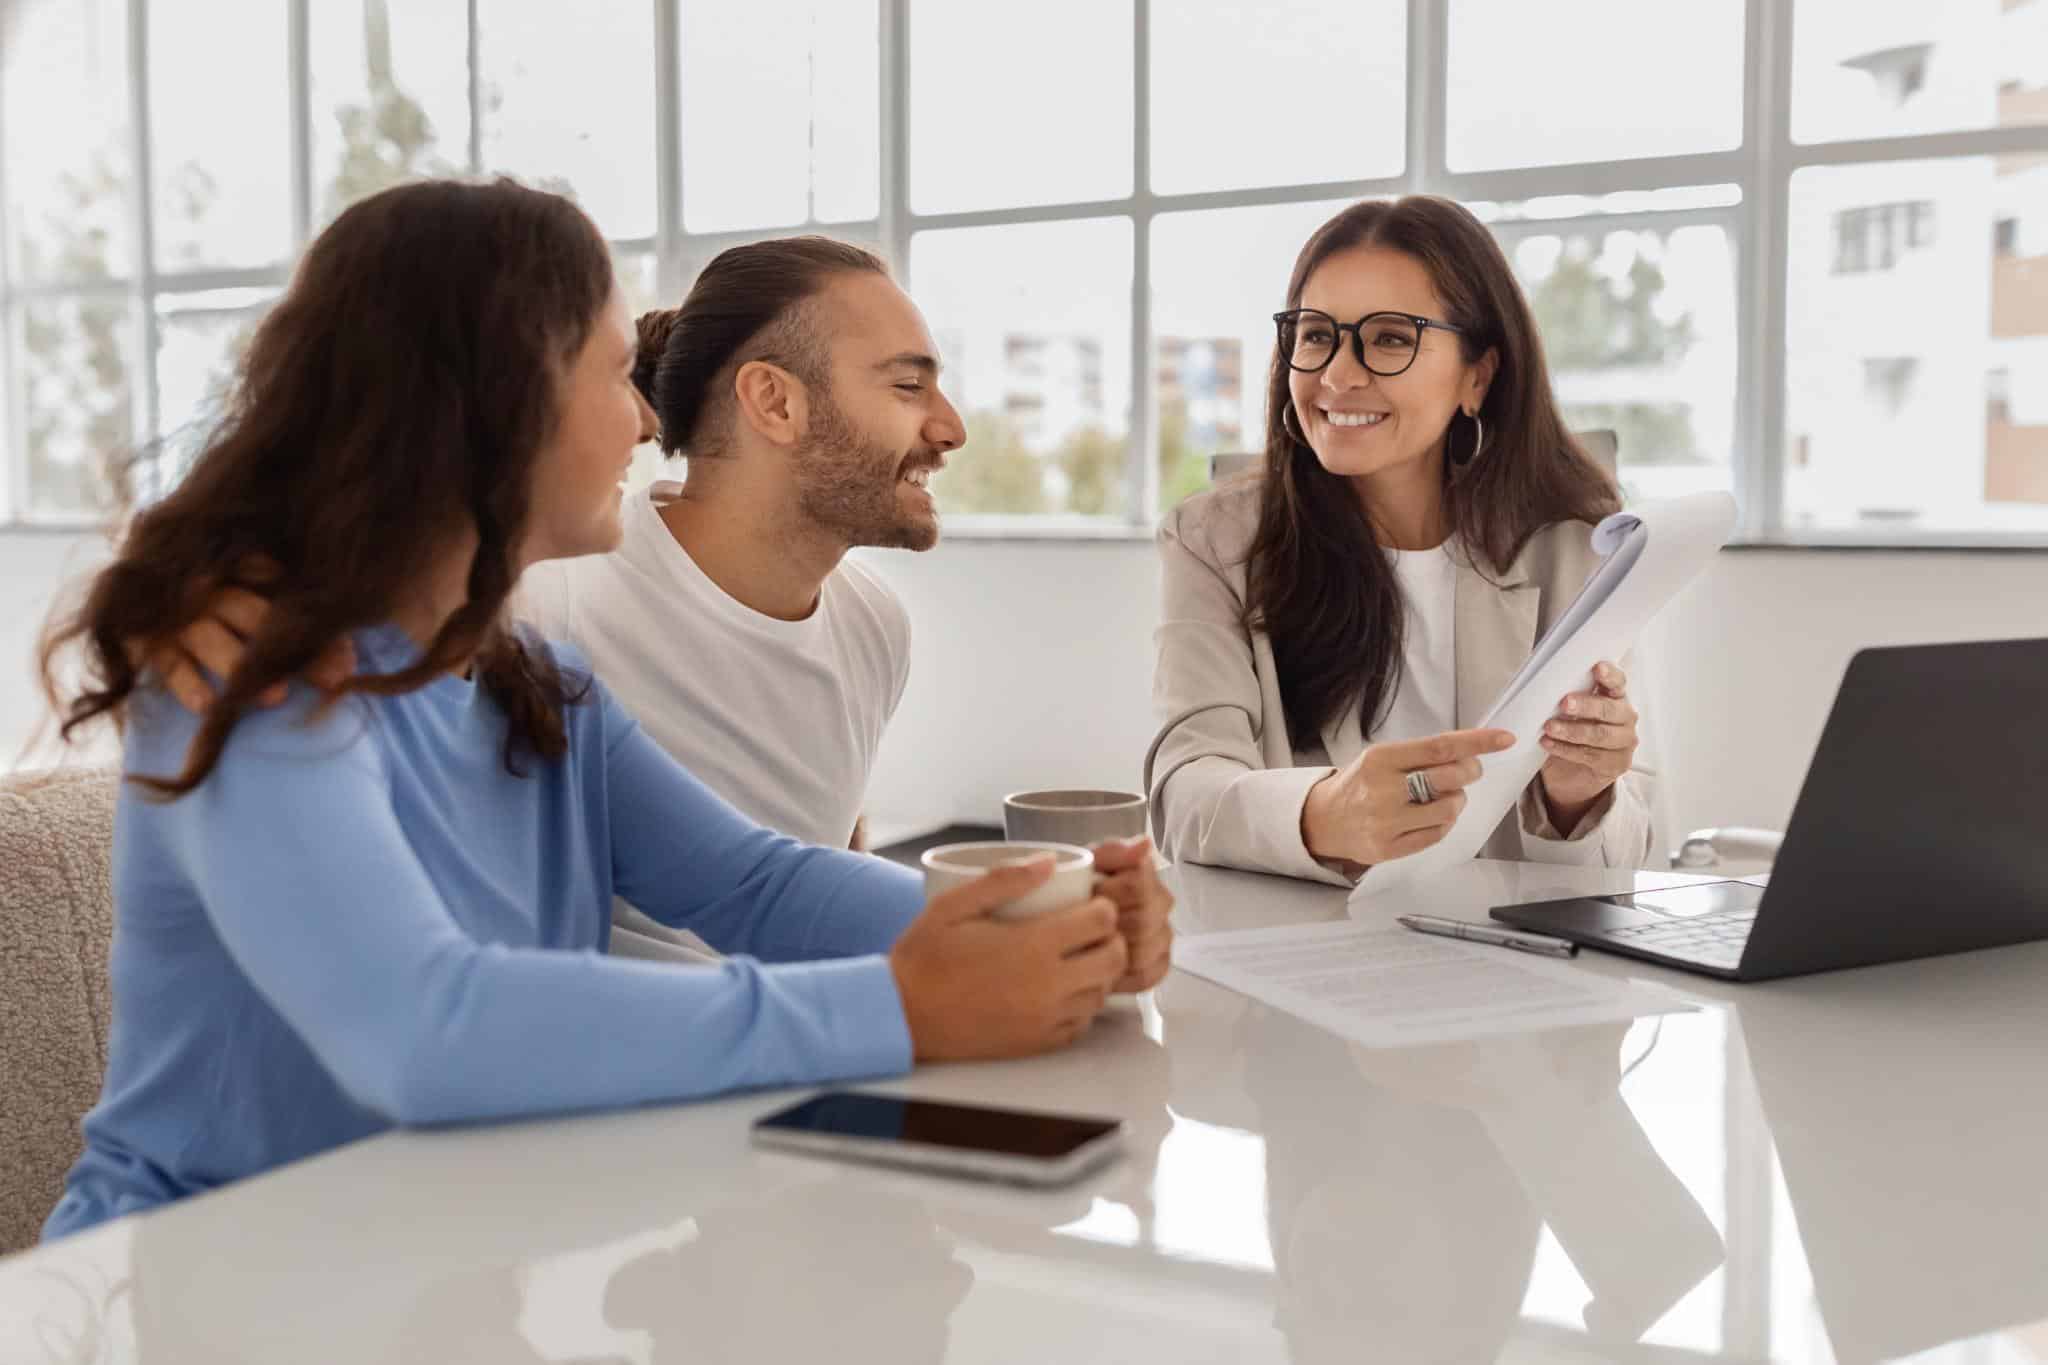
1089;836;1173;993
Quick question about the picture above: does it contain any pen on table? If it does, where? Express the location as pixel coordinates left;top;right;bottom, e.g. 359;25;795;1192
1396;913;1578;959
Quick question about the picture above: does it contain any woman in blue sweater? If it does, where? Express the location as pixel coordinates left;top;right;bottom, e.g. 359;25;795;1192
37;179;1168;1241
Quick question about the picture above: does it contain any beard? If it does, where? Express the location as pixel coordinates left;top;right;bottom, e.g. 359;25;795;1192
790;387;942;552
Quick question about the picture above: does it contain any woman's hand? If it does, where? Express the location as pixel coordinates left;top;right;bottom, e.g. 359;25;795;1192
129;563;355;714
889;858;1129;1062
1537;661;1639;834
1088;836;1173;994
1300;728;1516;868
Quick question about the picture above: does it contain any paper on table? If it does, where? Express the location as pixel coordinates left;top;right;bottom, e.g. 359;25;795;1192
1173;920;1694;1048
1354;491;1738;894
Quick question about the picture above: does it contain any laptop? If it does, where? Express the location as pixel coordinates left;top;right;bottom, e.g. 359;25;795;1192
1491;638;2048;981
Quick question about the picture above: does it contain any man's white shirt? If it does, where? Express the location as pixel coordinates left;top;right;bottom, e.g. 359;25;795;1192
516;482;912;958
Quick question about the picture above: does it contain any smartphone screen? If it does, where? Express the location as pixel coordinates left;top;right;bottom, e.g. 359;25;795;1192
754;1091;1120;1159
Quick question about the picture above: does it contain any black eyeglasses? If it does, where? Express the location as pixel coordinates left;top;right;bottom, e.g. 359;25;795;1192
1272;308;1469;378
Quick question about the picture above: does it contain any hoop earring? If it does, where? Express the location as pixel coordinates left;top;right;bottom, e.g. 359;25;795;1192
1280;403;1310;449
1450;408;1488;466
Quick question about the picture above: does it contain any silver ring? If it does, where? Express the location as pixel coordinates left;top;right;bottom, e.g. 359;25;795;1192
1405;770;1436;805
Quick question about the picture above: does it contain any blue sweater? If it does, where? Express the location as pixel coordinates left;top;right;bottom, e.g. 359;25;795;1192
43;628;926;1241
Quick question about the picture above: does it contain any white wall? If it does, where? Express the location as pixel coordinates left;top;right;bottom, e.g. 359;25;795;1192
1638;547;2048;838
0;529;110;768
849;540;1162;842
8;528;2045;863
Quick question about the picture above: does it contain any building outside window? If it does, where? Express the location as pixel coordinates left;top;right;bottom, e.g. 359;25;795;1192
1831;201;1937;274
2;0;2046;542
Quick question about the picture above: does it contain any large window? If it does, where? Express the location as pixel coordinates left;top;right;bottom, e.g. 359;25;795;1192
2;0;2045;541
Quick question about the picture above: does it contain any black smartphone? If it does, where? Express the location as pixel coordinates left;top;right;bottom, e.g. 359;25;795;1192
750;1090;1126;1187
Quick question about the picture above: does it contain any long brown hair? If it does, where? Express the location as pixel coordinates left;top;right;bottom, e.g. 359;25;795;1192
41;178;616;796
632;236;887;456
1243;196;1620;745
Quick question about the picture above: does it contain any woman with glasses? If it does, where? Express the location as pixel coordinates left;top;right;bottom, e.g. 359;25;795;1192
1144;196;1655;883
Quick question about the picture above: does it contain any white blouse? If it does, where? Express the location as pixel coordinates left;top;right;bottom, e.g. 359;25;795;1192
1366;541;1460;744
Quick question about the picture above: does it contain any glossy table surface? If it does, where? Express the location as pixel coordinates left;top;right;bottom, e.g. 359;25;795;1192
3;859;2045;1364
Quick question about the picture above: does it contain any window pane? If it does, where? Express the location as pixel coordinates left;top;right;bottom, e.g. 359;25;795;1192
682;0;879;231
613;250;659;318
310;0;470;224
1469;184;1744;225
1151;1;1402;194
1151;200;1357;511
149;0;292;270
910;0;1131;214
1792;0;2048;145
1447;0;1744;171
153;290;273;493
616;252;672;494
17;296;135;517
912;219;1133;517
1509;222;1738;503
1787;158;2048;534
3;0;131;286
478;1;656;238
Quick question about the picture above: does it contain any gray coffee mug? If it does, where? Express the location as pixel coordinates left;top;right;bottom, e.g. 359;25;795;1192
1003;789;1147;848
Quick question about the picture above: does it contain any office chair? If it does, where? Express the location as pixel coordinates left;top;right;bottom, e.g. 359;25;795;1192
1671;827;1785;871
1207;427;1621;483
1207;451;1258;482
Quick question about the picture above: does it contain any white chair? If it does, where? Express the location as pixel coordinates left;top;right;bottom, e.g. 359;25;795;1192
1207;451;1259;482
1576;427;1618;475
1670;827;1785;871
1208;427;1620;484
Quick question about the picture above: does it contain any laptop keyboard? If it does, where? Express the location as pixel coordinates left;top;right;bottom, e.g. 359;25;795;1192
1602;908;1757;966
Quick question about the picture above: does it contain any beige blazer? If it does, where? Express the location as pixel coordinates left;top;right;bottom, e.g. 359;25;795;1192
1144;477;1658;886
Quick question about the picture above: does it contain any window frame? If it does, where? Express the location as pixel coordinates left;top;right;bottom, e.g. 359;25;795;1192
1;0;2045;544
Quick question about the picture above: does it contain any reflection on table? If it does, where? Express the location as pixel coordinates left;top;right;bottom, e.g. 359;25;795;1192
1;859;2043;1363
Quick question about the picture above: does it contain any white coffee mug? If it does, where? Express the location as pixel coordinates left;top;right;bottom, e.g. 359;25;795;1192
921;841;1096;921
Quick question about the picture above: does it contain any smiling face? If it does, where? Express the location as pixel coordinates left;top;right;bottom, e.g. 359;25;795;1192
523;286;659;566
1286;245;1495;487
788;271;967;551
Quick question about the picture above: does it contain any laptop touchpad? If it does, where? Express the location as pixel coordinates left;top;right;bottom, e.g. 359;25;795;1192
1608;882;1765;917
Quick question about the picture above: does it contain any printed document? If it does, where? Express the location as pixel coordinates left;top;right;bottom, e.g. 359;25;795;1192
1355;491;1738;894
1174;920;1694;1048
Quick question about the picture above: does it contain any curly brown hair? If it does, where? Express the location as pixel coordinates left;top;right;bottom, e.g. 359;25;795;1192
40;178;616;796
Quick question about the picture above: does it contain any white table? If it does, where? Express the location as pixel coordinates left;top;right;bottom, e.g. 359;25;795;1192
4;859;2045;1364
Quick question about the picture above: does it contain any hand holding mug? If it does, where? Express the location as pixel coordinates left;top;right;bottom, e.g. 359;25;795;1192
891;854;1128;1062
1087;836;1173;994
1300;727;1516;868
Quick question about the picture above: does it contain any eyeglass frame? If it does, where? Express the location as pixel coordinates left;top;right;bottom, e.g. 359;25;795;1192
1271;307;1471;378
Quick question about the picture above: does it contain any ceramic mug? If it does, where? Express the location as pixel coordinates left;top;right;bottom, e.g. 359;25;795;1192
921;841;1096;920
1002;789;1147;848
